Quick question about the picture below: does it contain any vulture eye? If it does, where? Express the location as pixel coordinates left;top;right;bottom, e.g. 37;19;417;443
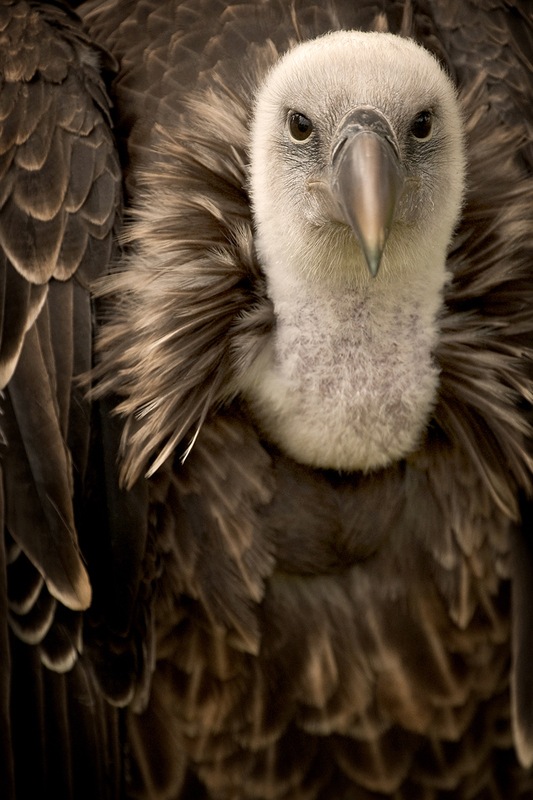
288;111;314;142
410;110;433;140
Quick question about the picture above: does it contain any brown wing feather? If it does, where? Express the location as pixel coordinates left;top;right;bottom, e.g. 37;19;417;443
0;0;121;612
0;1;120;386
0;2;127;797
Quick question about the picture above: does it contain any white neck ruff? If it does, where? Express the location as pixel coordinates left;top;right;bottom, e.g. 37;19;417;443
238;252;446;472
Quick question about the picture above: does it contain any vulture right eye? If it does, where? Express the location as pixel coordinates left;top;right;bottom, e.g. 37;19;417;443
288;111;314;142
410;109;433;140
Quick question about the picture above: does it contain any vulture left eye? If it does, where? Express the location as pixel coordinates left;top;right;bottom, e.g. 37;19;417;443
288;111;314;142
410;110;433;140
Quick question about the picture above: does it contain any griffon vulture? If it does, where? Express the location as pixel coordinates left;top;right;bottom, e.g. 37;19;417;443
1;0;533;798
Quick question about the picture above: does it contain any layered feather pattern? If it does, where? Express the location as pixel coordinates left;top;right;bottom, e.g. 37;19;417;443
0;2;124;796
1;1;532;798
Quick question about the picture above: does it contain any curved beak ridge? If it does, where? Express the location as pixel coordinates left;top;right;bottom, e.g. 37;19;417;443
330;109;403;277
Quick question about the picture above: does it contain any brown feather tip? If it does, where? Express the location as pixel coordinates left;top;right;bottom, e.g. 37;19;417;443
45;564;92;612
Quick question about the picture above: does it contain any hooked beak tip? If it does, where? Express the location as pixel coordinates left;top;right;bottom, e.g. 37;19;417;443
365;249;382;278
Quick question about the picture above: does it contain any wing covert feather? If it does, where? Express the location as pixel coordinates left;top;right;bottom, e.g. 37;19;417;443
0;1;128;797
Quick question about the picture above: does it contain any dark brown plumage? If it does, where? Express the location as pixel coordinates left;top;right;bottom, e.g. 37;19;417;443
1;1;533;799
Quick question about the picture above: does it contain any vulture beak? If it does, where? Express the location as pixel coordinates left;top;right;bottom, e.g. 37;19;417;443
330;107;404;277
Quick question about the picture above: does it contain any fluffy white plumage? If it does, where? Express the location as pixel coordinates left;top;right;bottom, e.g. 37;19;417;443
240;31;466;471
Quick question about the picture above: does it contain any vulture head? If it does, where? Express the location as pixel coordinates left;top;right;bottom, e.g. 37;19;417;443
241;31;466;472
93;30;470;488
